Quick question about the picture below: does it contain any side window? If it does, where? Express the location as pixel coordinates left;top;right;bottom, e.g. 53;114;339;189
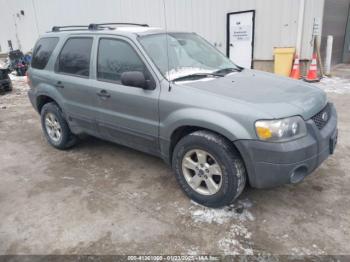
97;38;148;84
31;37;59;69
57;38;93;77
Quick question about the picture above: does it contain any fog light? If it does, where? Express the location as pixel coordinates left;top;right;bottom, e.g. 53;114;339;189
290;166;308;184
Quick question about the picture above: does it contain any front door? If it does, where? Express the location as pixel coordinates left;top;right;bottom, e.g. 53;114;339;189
227;10;255;68
94;36;160;155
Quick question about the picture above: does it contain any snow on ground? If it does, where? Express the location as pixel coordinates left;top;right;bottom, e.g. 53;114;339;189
185;199;255;255
1;67;348;255
0;73;29;109
186;246;200;256
0;60;7;69
290;245;326;256
314;76;350;94
190;199;254;224
171;198;255;254
9;74;28;89
218;224;254;255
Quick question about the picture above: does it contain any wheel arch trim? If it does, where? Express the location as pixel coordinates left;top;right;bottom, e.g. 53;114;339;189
159;109;252;164
34;83;65;114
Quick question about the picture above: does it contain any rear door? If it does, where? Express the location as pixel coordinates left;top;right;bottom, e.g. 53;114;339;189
93;36;160;155
53;36;100;136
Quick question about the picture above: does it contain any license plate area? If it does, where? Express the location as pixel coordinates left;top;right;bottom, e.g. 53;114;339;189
329;129;338;155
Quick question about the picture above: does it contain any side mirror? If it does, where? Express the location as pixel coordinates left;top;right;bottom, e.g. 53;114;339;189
121;71;154;90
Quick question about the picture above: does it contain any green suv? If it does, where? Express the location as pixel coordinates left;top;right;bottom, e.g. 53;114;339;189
27;23;338;207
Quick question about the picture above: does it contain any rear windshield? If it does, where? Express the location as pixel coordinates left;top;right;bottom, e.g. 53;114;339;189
31;37;59;70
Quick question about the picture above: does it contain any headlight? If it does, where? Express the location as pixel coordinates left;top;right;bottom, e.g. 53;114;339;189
255;116;307;142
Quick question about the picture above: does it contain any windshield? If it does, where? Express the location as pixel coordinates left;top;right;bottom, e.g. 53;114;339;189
139;33;239;81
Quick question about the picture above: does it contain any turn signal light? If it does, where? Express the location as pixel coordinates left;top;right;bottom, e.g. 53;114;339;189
256;126;272;140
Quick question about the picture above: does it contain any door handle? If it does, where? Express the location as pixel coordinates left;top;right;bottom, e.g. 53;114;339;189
54;81;64;88
97;89;111;98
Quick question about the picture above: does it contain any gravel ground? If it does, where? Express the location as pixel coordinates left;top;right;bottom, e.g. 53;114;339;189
0;73;349;256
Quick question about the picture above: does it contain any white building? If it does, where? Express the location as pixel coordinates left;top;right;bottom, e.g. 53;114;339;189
0;0;349;69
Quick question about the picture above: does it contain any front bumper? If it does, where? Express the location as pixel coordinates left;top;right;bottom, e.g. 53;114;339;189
234;103;338;188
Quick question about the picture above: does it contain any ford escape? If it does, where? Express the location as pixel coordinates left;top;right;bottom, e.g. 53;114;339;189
27;23;338;207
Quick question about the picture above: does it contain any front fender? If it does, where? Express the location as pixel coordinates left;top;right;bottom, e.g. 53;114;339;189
159;108;253;162
161;108;252;140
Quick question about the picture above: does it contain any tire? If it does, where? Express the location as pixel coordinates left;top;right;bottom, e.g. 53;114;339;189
40;102;77;150
8;81;13;92
7;85;12;92
172;130;246;208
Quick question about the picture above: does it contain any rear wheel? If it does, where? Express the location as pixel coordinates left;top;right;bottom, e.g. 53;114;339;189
172;130;246;207
6;81;12;92
40;102;77;149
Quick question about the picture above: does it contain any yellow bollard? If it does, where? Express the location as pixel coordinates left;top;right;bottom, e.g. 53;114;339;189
273;47;296;77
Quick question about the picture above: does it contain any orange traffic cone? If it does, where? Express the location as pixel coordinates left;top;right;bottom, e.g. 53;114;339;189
304;53;320;82
290;54;301;79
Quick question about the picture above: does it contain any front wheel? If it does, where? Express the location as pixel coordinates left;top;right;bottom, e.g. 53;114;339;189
172;130;246;208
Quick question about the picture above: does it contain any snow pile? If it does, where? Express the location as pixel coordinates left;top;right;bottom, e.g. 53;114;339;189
166;67;213;81
188;199;255;255
314;76;350;94
0;73;29;110
190;199;255;224
218;224;253;255
290;245;326;256
186;246;200;255
0;60;7;69
9;73;29;92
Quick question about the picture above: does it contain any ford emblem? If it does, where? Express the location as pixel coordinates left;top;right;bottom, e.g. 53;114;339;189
321;112;328;122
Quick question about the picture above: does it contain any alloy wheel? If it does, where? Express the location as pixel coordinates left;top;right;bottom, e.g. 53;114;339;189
44;112;62;143
181;149;223;195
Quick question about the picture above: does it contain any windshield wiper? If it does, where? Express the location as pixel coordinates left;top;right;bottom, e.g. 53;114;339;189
213;66;244;75
172;73;224;82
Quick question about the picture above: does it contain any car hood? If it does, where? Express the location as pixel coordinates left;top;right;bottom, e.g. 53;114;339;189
177;69;327;119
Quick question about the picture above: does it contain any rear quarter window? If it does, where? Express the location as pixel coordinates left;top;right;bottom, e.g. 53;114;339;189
31;37;59;69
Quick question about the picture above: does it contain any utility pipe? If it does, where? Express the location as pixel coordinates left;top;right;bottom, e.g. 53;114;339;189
296;0;305;57
325;35;333;75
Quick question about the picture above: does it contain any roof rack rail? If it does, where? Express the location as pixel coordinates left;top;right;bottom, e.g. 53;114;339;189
51;25;89;32
51;23;149;32
88;23;149;30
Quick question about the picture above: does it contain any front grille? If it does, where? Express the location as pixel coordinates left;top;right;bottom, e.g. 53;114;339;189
311;103;330;130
